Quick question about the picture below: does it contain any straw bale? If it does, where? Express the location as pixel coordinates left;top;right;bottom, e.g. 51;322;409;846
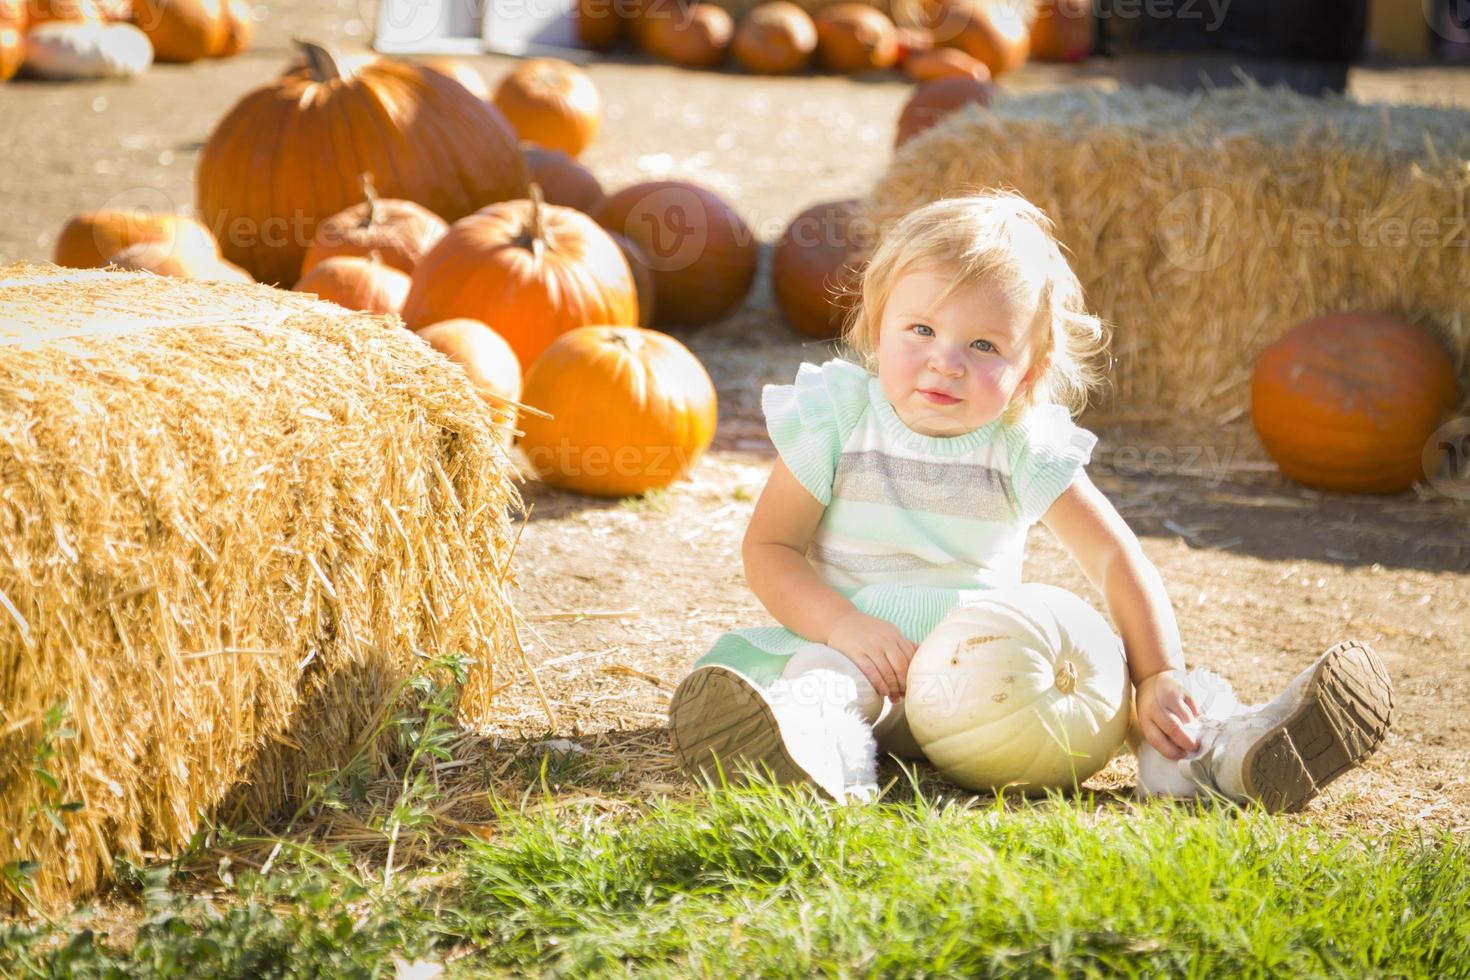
861;86;1470;431
0;264;522;912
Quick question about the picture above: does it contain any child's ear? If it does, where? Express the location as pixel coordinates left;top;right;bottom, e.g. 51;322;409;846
1022;355;1051;393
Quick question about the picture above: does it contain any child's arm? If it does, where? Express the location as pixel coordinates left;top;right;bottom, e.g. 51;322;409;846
1040;470;1202;760
743;458;915;700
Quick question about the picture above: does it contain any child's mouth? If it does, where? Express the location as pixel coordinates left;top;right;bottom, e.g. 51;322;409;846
919;389;960;405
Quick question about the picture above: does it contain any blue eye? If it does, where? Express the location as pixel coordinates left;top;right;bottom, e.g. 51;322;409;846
972;339;997;353
912;324;934;336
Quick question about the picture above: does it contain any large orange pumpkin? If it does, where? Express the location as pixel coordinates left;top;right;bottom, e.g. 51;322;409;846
197;42;526;288
643;2;732;67
518;325;718;497
54;209;220;269
492;57;601;158
937;0;1029;77
415;318;522;445
1029;0;1093;62
731;1;817;74
895;75;994;148
523;144;606;215
814;3;897;72
301;176;449;275
772;198;871;339
133;0;228;63
294;254;412;317
1250;312;1459;494
594;180;758;329
401;187;639;371
1;0;26;82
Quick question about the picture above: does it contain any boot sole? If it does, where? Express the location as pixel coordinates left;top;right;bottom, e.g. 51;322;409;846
668;665;836;799
1239;640;1393;813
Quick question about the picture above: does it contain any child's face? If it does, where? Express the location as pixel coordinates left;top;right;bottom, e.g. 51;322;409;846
875;265;1045;437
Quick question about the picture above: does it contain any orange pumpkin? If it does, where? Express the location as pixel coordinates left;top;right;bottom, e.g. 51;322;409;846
422;56;491;100
814;3;897;72
197;42;526;287
133;0;227;63
594;180;758;329
1030;0;1092;62
401;187;639;371
523;144;606;215
492;57;601;158
1;0;25;82
731;1;816;74
772;198;872;339
301;176;449;275
54;209;220;269
895;75;994;148
217;0;252;56
937;0;1029;77
415;318;522;444
644;2;732;67
626;0;680;49
109;240;253;282
903;45;989;81
607;230;657;328
294;254;411;316
576;0;622;50
518;325;718;497
1251;312;1459;494
24;0;96;25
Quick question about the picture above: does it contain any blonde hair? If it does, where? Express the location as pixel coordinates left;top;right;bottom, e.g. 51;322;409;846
840;189;1110;422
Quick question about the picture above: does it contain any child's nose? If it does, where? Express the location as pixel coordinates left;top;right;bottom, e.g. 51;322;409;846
929;346;965;376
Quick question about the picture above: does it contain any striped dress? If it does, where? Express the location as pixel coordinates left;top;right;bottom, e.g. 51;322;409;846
693;357;1098;687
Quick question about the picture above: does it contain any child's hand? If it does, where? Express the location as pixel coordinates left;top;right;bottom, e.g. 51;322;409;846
825;610;916;702
1136;669;1202;761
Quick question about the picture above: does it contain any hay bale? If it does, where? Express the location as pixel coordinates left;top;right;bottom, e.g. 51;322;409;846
0;264;522;912
861;86;1470;434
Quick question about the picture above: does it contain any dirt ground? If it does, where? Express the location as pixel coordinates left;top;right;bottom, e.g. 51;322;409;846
3;4;1469;837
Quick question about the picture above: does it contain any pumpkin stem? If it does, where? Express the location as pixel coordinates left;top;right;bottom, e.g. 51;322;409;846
296;39;344;83
1054;661;1078;695
524;182;546;264
360;173;379;230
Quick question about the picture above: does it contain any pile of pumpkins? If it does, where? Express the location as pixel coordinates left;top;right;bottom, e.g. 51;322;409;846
0;0;251;82
571;0;1093;82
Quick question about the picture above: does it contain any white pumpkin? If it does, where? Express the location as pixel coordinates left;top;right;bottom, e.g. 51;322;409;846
904;584;1131;792
24;21;153;80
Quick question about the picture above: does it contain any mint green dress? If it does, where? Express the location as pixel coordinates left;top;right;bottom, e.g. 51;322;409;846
692;358;1097;687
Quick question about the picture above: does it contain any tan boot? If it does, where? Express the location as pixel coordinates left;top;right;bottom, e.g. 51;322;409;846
668;664;878;802
1192;640;1393;813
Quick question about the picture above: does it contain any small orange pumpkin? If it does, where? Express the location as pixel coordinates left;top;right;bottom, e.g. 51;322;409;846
294;254;412;316
895;75;994;148
422;56;491;100
576;0;622;50
644;2;732;67
772;198;872;339
109;240;254;283
937;0;1029;77
415;318;522;444
731;1;817;74
492;57;601;158
523;144;606;215
133;0;228;63
216;0;252;55
594;180;758;330
814;3;897;73
1;0;27;82
54;210;221;269
518;325;718;497
301;176;449;276
1030;0;1093;62
903;45;989;82
1251;312;1459;494
402;186;639;371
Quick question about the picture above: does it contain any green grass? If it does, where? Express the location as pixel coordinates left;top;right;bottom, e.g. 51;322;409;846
3;781;1468;979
